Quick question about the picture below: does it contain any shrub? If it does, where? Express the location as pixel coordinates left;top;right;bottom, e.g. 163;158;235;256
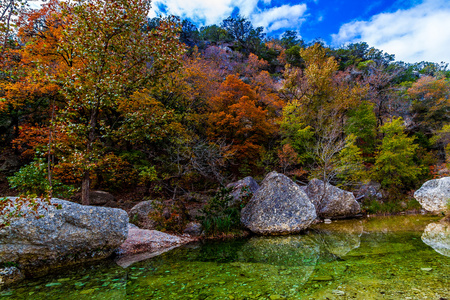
8;158;76;198
198;186;251;236
148;199;189;234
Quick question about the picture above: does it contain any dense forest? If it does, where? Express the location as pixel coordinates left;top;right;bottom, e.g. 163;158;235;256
1;0;450;212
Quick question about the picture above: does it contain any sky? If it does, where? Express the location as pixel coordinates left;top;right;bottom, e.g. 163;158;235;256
147;0;450;64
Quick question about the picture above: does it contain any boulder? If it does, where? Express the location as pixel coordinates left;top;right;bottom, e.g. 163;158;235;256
71;190;118;208
0;198;128;276
305;179;361;219
240;171;316;235
414;177;450;213
183;221;203;236
226;176;260;206
421;221;450;257
128;200;157;229
356;181;383;200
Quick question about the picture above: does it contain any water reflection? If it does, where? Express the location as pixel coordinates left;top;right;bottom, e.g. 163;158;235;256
3;215;450;299
421;220;450;257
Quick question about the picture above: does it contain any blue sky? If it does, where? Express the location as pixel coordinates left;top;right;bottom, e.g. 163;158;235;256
147;0;450;63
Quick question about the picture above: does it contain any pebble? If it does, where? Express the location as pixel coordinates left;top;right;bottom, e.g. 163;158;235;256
332;290;345;296
324;219;332;224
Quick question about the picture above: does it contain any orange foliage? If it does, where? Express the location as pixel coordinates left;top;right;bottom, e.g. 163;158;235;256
207;75;277;163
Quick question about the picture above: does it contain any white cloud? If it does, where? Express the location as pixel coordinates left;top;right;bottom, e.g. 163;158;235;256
332;0;450;63
150;0;307;34
251;4;307;32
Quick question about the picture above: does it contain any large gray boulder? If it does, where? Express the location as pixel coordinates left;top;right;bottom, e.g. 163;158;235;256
305;179;361;219
226;176;260;206
240;171;316;235
0;198;128;276
414;177;450;213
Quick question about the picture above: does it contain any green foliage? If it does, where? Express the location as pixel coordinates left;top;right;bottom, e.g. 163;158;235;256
345;101;377;155
362;198;422;214
336;134;368;186
280;101;315;164
198;187;248;236
8;158;76;198
372;117;421;190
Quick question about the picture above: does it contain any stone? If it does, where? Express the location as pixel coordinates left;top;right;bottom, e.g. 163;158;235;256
128;200;158;229
414;177;450;213
71;190;118;208
0;267;24;287
183;221;203;236
356;181;383;200
0;197;128;276
226;176;260;206
240;171;316;235
421;221;450;257
305;179;361;219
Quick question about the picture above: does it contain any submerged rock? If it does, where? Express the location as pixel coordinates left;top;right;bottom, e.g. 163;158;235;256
0;198;128;277
305;179;360;219
241;171;316;235
414;177;450;213
421;221;450;257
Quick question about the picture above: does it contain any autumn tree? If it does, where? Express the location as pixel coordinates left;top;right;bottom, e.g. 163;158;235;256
16;0;185;204
408;76;450;134
206;74;277;174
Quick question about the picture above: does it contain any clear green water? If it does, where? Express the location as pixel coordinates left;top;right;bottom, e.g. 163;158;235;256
2;215;449;299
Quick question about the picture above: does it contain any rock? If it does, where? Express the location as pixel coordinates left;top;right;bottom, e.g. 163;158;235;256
240;171;316;235
324;219;332;224
183;221;203;236
313;220;363;257
71;190;118;208
128;223;139;230
226;176;260;206
356;181;383;200
128;200;157;229
305;179;361;219
0;197;128;276
0;267;24;286
414;177;450;213
421;221;450;257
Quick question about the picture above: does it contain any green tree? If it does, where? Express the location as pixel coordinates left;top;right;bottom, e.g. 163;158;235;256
372;117;421;190
345;101;377;156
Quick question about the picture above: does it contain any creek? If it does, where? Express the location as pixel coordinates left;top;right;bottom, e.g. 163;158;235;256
2;215;449;299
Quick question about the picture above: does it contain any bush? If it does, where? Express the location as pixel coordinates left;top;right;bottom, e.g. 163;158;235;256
198;187;251;236
148;199;189;234
8;158;76;198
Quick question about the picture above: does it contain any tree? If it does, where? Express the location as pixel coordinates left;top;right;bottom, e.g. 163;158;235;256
372;117;421;190
19;0;185;204
206;74;276;172
408;76;450;133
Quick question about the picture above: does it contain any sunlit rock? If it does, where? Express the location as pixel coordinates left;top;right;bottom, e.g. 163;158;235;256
414;177;450;213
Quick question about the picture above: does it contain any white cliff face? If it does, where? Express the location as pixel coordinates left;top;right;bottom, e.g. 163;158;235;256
414;177;450;213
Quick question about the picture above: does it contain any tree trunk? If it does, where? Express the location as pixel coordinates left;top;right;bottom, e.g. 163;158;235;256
81;170;90;205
